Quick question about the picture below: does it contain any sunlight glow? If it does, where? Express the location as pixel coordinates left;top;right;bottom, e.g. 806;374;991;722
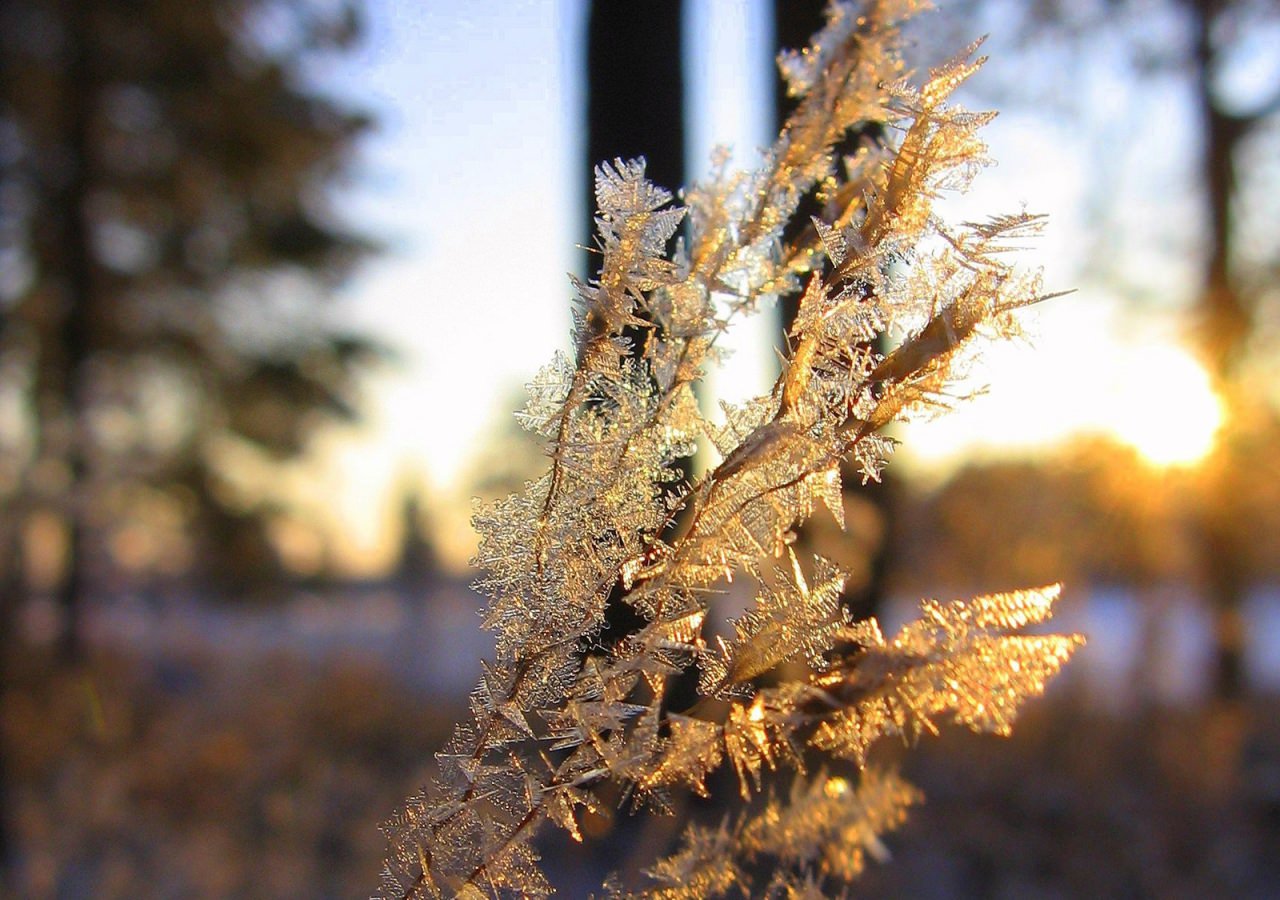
899;304;1226;476
1102;344;1224;468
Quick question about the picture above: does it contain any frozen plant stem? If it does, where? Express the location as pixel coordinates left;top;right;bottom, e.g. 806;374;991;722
380;3;1082;897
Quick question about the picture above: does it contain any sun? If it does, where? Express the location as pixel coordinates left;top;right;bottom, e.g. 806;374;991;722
1101;344;1225;468
895;326;1226;476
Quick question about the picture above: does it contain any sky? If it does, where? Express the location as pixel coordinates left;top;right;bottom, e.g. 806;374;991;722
294;0;1226;574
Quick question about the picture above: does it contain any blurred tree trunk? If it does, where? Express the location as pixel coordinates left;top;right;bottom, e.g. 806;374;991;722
0;0;15;875
0;528;16;888
772;0;892;622
946;0;1276;704
586;1;685;250
582;5;697;868
584;0;688;684
1185;0;1266;704
393;486;440;588
44;0;96;663
584;6;686;498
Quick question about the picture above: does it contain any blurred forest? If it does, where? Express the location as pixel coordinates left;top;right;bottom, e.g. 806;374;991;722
0;0;1278;896
0;0;382;644
0;0;395;888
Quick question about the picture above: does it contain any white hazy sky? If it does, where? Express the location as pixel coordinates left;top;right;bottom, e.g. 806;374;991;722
294;0;1223;573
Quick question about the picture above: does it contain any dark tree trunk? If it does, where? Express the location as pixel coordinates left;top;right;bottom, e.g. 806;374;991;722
0;530;17;890
584;0;689;689
772;0;893;623
0;0;21;878
49;0;97;663
1188;0;1253;704
585;0;686;253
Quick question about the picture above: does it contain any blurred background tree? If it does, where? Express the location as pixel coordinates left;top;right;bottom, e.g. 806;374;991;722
892;439;1188;596
0;0;382;658
583;0;687;666
390;481;438;590
952;0;1280;708
772;0;895;623
0;0;382;876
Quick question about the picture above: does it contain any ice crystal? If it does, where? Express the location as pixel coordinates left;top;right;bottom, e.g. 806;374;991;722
379;4;1081;897
624;767;921;899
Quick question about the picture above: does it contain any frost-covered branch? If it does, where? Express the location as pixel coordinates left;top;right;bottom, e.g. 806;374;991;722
379;3;1081;897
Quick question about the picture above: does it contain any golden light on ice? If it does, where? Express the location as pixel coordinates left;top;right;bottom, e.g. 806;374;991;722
1103;344;1224;468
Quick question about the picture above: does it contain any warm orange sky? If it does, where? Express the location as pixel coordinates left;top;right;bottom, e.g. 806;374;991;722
294;0;1225;575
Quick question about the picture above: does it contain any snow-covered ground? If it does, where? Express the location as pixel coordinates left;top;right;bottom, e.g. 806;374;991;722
74;579;1280;708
